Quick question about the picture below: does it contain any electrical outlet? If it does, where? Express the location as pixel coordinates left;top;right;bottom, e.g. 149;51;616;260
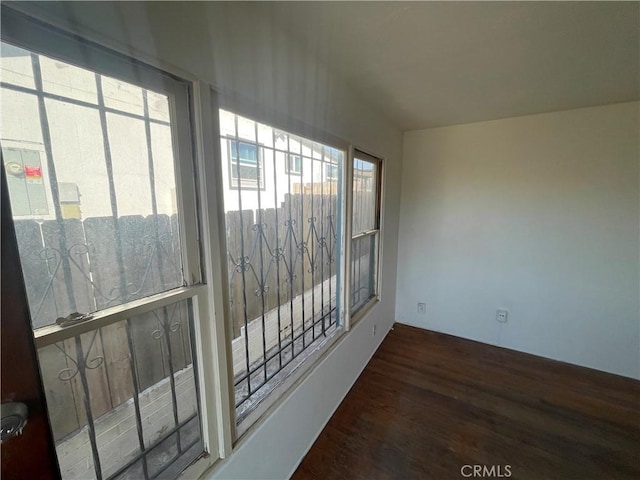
417;303;426;314
372;324;377;337
496;309;508;323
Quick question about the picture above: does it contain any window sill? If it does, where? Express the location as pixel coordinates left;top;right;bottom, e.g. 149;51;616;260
234;324;345;439
349;295;380;328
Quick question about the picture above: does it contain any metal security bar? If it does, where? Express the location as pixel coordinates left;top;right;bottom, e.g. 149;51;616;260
351;231;378;312
37;300;202;480
219;110;343;419
1;41;204;480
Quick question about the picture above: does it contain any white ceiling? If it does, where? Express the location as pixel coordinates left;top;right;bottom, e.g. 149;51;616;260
260;2;639;131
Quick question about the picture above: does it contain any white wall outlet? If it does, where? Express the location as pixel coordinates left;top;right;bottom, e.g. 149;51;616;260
417;302;426;314
496;309;508;323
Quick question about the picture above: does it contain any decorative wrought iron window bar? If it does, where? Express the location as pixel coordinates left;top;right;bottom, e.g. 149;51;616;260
2;42;204;480
219;110;344;419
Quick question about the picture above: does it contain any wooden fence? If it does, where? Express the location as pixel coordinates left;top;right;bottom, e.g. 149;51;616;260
226;185;375;339
16;188;373;441
226;192;340;338
15;215;192;441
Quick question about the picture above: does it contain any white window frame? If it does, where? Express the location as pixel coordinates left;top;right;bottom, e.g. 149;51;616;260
1;7;230;476
213;100;352;438
285;153;302;175
348;148;383;324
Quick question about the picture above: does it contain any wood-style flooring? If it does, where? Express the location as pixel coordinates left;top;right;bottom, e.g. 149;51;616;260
292;323;640;479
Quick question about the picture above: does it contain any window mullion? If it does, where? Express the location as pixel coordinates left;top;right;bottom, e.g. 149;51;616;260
170;83;201;286
352;229;379;241
342;145;355;330
33;285;206;348
191;82;235;457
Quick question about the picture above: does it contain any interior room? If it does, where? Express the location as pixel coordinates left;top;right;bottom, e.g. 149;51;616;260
1;2;638;480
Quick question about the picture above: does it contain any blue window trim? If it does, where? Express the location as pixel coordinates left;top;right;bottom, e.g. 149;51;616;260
228;139;264;190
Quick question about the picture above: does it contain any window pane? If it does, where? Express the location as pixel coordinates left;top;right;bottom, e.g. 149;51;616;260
41;55;98;104
147;90;170;122
219;109;343;423
228;140;263;189
325;164;338;180
352;157;378;234
286;154;302;174
232;141;258;165
38;299;202;480
1;43;185;328
350;153;380;314
101;76;144;116
105;112;153;215
1;42;35;88
350;233;378;313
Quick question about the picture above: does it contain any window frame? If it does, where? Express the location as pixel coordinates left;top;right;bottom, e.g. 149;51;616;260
0;7;228;476
348;148;383;323
227;139;265;190
325;162;339;180
285;153;302;175
214;100;351;439
3;6;389;477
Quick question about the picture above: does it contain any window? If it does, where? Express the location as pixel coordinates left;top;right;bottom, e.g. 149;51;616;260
219;109;345;426
229;140;264;189
2;8;389;479
285;154;302;175
1;17;212;480
325;163;338;180
350;151;381;315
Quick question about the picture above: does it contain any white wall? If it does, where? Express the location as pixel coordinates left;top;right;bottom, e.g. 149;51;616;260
397;102;639;379
1;54;178;218
9;2;403;478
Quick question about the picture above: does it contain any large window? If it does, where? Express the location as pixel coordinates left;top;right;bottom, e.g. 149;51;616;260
219;109;345;425
1;21;210;480
3;9;388;478
350;151;381;314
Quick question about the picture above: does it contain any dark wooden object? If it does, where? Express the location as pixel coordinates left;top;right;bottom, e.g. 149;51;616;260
1;167;59;479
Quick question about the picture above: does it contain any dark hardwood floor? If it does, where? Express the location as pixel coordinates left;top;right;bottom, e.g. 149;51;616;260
292;323;640;480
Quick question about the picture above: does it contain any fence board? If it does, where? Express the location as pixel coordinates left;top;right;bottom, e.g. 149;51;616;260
131;310;168;391
84;217;120;308
166;302;187;373
226;210;244;338
99;322;134;407
262;208;278;313
14;220;52;328
63;330;112;428
41;219;94;318
84;217;134;414
120;215;155;299
38;344;81;441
